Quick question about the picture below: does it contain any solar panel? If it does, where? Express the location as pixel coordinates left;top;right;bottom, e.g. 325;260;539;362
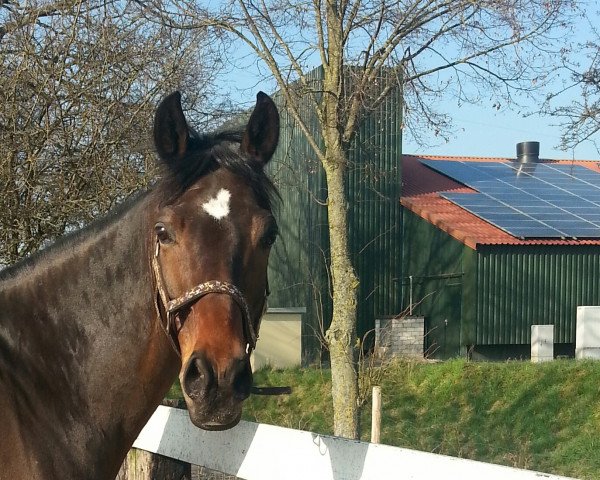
442;192;567;238
422;160;600;239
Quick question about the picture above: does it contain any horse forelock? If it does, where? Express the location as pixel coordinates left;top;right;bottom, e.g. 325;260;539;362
156;128;279;213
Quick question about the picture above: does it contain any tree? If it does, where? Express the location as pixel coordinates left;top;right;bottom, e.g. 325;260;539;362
139;0;576;438
0;0;226;266
542;16;600;153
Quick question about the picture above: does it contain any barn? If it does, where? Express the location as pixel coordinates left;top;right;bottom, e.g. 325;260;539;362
401;144;600;360
263;73;600;364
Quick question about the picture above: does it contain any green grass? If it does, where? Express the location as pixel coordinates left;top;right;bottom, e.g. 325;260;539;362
168;360;600;479
244;367;334;433
367;360;600;478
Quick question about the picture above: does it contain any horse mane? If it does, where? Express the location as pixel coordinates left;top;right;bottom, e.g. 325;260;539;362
0;192;150;283
0;128;279;283
156;128;279;212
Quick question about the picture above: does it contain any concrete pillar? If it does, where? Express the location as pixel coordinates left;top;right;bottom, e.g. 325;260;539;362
576;306;600;359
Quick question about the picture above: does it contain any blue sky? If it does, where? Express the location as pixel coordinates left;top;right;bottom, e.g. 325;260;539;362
403;4;600;161
401;101;599;161
229;70;597;161
222;3;599;162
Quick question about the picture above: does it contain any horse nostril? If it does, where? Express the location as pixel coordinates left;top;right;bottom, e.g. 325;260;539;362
183;354;214;400
230;357;252;401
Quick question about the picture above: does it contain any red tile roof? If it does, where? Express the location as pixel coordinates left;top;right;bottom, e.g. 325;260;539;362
402;154;600;250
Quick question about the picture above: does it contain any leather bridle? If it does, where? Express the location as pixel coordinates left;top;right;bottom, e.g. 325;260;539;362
151;236;291;396
151;238;266;358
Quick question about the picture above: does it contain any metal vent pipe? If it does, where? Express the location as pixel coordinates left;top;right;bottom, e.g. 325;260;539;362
516;141;540;163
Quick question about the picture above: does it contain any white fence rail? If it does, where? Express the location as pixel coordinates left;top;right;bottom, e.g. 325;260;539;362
133;406;576;480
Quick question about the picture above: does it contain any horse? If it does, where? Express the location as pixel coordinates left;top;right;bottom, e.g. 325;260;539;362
0;91;280;479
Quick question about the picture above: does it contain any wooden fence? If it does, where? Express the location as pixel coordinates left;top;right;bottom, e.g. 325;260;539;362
124;406;577;480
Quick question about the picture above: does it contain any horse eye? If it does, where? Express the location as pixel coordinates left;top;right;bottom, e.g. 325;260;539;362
154;223;172;244
261;224;278;248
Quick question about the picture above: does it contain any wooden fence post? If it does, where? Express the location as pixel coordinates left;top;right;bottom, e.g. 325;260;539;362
117;399;191;480
371;386;381;444
116;448;192;480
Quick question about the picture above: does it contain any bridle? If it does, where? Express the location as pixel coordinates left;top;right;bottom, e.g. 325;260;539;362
151;238;266;359
150;228;291;396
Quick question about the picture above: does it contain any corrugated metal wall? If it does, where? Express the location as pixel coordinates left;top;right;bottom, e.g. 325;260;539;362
401;209;469;358
266;67;403;361
347;75;403;346
403;211;600;357
266;68;329;362
476;246;600;345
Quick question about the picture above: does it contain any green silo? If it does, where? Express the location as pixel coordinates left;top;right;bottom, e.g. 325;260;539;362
266;67;403;363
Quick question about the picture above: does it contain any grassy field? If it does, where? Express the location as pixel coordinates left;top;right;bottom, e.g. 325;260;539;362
168;359;600;478
237;359;600;479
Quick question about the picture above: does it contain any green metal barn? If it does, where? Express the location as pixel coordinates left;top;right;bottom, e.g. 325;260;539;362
265;67;403;363
401;153;600;360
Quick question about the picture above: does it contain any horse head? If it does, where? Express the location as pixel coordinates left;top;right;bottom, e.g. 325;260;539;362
151;91;279;430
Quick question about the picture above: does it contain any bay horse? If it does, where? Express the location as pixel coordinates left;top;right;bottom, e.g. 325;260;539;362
0;91;280;479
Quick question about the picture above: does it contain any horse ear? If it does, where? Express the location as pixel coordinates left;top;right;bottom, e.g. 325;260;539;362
154;91;190;163
241;92;280;167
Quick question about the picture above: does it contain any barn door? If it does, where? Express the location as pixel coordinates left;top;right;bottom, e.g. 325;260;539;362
424;282;462;359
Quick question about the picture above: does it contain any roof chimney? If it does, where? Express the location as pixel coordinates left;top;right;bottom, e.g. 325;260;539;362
516;141;540;163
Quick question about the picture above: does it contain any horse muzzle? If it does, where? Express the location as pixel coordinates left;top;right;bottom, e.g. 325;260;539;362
192;412;243;431
180;352;252;431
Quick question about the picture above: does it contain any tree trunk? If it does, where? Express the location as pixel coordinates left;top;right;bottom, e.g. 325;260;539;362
318;12;361;437
322;137;360;440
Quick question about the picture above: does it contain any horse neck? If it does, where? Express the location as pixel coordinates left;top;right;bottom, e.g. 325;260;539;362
0;193;179;479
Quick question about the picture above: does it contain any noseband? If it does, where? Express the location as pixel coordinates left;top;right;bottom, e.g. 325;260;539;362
151;239;264;358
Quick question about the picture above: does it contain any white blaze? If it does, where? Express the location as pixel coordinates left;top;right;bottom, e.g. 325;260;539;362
202;188;231;220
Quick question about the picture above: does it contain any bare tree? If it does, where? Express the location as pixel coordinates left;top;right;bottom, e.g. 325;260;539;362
541;13;600;154
138;0;576;438
0;0;226;265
